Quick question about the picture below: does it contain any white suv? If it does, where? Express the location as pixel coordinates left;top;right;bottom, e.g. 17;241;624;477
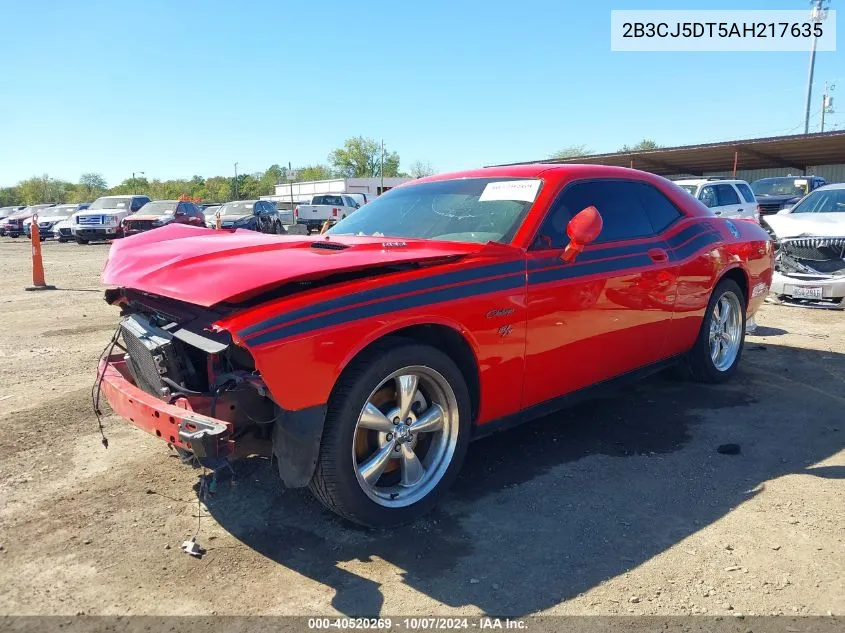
674;178;759;221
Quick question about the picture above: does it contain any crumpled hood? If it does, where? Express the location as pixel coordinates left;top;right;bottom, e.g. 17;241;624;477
764;213;845;239
102;224;483;306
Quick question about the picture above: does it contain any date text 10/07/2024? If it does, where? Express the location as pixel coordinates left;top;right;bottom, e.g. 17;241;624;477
307;617;528;630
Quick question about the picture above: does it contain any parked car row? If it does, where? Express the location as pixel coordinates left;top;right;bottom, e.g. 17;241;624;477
1;196;296;244
672;175;829;223
203;200;292;233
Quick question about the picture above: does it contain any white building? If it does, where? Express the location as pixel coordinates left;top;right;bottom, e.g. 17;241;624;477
265;177;412;205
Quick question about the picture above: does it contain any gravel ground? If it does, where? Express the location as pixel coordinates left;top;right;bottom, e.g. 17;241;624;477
0;237;842;617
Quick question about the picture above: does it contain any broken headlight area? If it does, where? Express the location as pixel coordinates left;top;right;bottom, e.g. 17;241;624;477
777;237;845;278
102;290;277;467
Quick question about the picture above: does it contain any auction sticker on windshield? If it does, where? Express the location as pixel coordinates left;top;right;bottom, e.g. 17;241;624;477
478;179;541;203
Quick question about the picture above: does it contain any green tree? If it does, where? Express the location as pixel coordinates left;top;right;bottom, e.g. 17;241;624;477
408;160;435;178
78;172;107;201
328;136;400;178
203;176;233;202
18;175;70;204
619;139;660;152
295;164;335;181
550;145;591;159
0;187;20;206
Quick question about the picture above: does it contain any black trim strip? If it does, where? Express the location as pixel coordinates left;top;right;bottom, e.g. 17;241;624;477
239;260;525;338
246;273;525;346
528;253;655;285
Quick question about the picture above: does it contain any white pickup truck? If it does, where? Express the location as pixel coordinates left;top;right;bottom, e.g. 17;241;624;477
293;194;363;232
72;194;151;244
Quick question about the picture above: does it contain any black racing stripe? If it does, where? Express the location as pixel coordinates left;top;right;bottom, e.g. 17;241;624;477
528;253;654;286
665;222;709;248
528;222;709;272
238;259;525;338
246;273;525;346
672;231;721;260
528;242;650;270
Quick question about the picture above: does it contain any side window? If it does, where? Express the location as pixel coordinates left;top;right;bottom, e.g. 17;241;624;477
736;183;755;203
632;182;682;233
714;184;740;205
130;198;144;212
532;180;655;250
343;196;354;208
699;185;718;208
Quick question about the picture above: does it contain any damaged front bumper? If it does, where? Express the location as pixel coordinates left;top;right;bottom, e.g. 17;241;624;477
98;355;234;466
771;272;845;301
772;236;845;302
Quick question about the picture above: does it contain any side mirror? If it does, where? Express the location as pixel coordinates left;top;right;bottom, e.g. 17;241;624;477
562;206;603;262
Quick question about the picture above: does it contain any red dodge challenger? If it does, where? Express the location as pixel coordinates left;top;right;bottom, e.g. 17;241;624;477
98;164;773;527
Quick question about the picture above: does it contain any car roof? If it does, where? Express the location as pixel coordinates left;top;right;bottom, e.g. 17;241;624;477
414;163;712;192
673;178;748;184
814;182;845;191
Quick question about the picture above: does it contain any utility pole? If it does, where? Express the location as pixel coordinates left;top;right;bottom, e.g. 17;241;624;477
234;162;239;200
803;0;830;134
287;161;296;213
380;140;385;194
820;81;835;132
131;171;144;194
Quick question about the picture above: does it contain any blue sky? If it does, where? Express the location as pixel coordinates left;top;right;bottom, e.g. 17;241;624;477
0;0;842;187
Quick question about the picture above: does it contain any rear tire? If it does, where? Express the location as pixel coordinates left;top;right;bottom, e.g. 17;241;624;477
309;340;471;527
684;278;746;383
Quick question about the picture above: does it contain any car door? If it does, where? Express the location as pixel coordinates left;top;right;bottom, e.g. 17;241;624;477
734;182;757;220
699;184;743;218
523;179;681;407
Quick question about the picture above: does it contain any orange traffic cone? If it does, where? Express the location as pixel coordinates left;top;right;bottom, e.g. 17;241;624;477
25;217;56;291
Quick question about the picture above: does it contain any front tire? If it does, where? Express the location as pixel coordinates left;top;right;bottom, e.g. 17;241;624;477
75;236;88;245
309;340;471;527
684;278;746;383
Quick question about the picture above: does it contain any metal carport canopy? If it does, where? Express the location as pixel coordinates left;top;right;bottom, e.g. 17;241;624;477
496;130;845;176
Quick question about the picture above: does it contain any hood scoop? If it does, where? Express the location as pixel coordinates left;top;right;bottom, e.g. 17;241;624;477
310;241;349;251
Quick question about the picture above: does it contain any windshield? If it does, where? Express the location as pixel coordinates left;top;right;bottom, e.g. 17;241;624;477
38;206;76;219
312;195;344;206
790;189;845;214
677;184;698;195
202;205;221;216
218;201;255;216
327;177;541;244
89;197;131;210
137;201;178;216
751;178;809;198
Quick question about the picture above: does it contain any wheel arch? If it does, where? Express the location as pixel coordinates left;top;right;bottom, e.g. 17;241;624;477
717;265;750;307
335;320;482;424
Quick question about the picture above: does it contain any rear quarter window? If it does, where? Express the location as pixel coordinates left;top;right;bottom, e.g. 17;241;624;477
633;182;683;233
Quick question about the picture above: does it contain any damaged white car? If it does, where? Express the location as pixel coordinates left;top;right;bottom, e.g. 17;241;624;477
762;183;845;307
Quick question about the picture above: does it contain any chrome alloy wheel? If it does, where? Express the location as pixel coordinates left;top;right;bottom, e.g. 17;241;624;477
709;291;743;372
352;366;459;508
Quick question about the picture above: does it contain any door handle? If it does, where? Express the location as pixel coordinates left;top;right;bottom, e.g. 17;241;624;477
648;248;669;263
